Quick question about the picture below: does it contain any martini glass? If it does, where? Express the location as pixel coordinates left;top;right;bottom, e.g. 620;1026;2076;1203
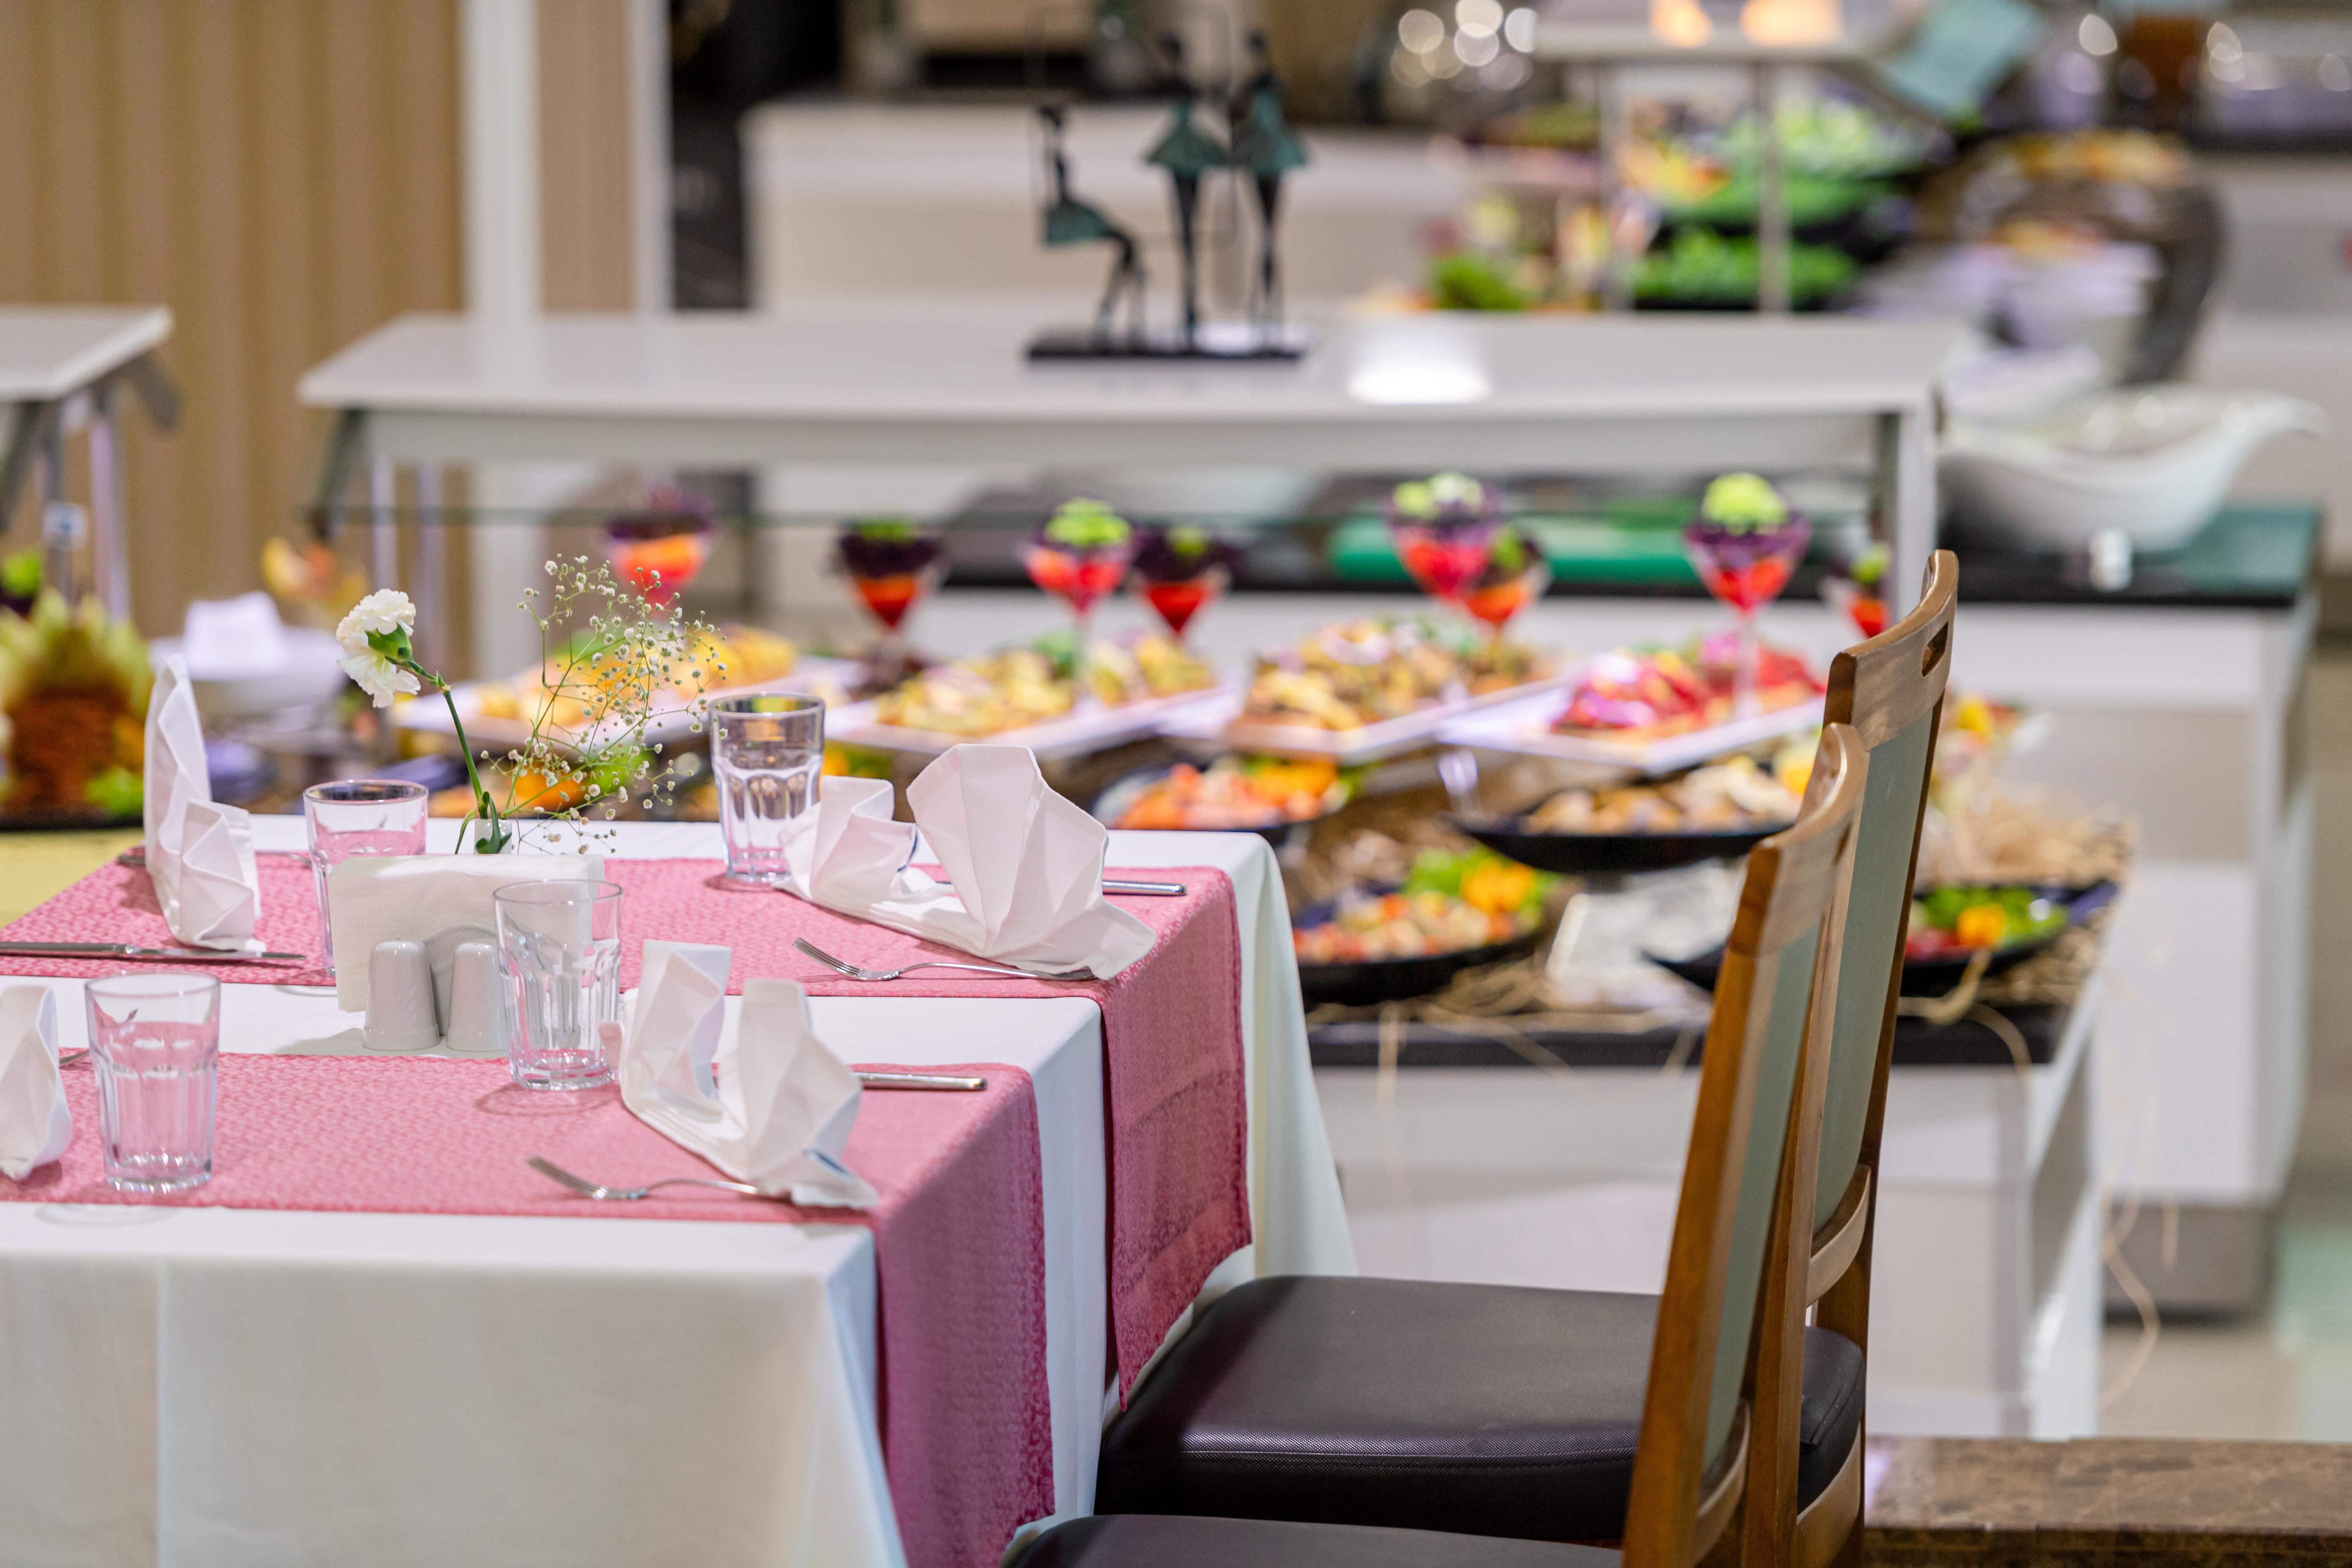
1460;528;1551;639
1821;542;1890;639
1386;472;1503;618
1684;507;1811;718
836;518;945;685
604;487;716;607
1132;525;1242;646
1022;504;1135;711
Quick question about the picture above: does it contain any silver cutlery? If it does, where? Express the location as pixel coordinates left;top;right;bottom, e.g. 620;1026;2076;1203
117;846;313;867
0;940;309;966
857;1070;986;1091
1102;879;1187;897
525;1154;765;1203
58;1048;88;1068
792;936;1092;984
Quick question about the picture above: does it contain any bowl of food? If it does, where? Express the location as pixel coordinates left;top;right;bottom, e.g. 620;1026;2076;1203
1293;847;1554;1006
1454;754;1801;875
1093;754;1356;841
1651;881;2116;997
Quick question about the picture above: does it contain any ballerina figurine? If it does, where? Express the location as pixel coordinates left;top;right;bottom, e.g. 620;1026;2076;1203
1144;35;1227;351
1037;104;1146;346
1227;30;1309;332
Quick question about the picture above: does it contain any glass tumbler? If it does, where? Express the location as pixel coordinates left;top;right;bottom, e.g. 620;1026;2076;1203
709;693;825;888
494;880;625;1090
84;973;221;1193
305;779;430;973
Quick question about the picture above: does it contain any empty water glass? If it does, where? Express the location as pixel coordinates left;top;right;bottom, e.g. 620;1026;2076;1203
84;973;220;1194
710;693;825;888
305;779;429;972
494;880;624;1090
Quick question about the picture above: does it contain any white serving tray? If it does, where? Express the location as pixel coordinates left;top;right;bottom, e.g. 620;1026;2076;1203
829;684;1238;764
1186;674;1568;765
391;656;864;756
1436;688;1823;776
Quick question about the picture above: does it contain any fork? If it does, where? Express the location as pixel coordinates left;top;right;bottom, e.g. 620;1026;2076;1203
525;1154;764;1202
791;936;1092;984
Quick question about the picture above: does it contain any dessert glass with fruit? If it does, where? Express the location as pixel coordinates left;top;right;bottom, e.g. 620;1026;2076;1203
603;485;717;608
1460;527;1550;637
1021;499;1135;710
1130;525;1241;646
835;516;945;683
1683;473;1810;716
1821;540;1889;639
1385;472;1501;616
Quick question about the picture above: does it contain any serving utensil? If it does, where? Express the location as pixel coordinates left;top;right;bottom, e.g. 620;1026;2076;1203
0;941;309;966
792;936;1092;984
525;1155;764;1203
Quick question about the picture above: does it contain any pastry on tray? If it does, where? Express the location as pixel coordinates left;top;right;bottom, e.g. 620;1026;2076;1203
870;632;1213;738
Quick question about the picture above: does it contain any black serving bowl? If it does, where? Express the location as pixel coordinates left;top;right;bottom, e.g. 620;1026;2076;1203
1647;881;2119;998
1449;813;1786;877
1293;885;1545;1007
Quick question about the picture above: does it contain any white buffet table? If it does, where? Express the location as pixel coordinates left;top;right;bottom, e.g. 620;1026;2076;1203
0;819;1350;1568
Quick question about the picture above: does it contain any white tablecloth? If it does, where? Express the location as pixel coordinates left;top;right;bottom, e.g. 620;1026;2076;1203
0;820;1352;1567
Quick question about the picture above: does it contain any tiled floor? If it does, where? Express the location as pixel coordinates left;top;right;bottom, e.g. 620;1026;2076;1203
2098;648;2352;1439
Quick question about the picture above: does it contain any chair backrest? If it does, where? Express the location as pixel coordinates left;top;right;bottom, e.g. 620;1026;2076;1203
1620;724;1866;1568
1808;552;1958;1282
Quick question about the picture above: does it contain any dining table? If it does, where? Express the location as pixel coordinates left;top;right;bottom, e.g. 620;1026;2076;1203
0;814;1353;1568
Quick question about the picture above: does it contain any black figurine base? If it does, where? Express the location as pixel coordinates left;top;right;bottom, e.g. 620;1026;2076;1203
1026;323;1310;362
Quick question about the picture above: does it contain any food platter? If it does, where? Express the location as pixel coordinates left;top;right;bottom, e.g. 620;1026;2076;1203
1188;676;1568;764
1087;758;1355;845
1437;689;1823;776
828;685;1238;763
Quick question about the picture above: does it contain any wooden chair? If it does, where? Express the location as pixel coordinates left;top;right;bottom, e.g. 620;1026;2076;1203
1742;551;1958;1568
1059;727;1870;1567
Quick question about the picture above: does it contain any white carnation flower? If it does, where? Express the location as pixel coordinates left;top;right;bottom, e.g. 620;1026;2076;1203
335;589;422;706
336;589;416;657
339;647;420;707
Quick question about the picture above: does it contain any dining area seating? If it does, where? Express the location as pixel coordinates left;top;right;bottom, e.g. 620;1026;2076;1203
1015;552;1959;1567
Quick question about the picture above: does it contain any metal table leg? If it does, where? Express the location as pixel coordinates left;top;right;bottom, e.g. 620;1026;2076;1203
87;383;131;619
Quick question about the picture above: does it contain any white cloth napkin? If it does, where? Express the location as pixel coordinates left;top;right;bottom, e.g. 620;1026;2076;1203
143;655;262;951
329;854;605;1012
0;987;71;1179
618;948;876;1207
781;744;1155;980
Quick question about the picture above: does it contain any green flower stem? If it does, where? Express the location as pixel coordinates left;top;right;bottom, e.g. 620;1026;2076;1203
421;666;508;853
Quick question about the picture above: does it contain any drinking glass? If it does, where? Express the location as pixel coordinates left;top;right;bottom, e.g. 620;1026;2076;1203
494;880;625;1090
305;779;430;972
84;973;220;1193
1682;512;1810;717
709;693;825;889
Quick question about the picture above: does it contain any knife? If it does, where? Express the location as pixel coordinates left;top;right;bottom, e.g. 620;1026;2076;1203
0;941;310;967
855;1070;986;1092
117;847;313;867
1102;879;1187;897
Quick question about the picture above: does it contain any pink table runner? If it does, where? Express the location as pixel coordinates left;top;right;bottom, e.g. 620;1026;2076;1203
602;858;1252;1400
0;1053;1050;1568
0;855;1254;1398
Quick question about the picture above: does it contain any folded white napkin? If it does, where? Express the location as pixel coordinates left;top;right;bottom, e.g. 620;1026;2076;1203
144;655;262;951
0;987;70;1179
618;949;876;1207
781;744;1155;980
329;854;605;1012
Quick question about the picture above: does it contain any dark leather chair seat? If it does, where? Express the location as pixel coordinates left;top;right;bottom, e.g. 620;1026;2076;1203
1011;1514;1622;1567
1097;1276;1865;1543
